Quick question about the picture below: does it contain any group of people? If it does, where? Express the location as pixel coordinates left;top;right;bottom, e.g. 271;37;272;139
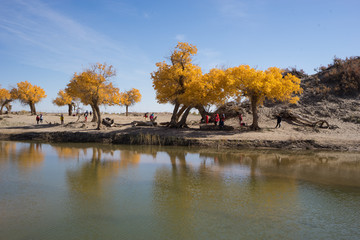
144;112;156;121
46;110;94;126
35;114;43;124
204;113;226;128
202;113;282;129
41;111;283;128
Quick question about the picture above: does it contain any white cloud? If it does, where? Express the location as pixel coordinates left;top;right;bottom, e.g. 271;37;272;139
175;34;186;41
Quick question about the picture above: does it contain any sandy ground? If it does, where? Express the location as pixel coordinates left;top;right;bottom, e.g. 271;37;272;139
0;111;359;151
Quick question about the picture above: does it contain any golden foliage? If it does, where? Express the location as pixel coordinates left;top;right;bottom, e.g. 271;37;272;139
11;81;47;104
0;87;11;105
66;63;120;106
151;42;203;106
120;88;142;106
227;65;302;105
227;65;302;129
53;89;73;106
198;68;232;106
66;63;120;129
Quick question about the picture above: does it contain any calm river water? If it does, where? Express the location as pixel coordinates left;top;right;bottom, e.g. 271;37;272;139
1;141;360;240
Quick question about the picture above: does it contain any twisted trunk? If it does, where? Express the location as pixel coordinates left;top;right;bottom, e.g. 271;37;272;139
196;105;208;120
0;104;4;115
176;105;187;121
94;104;101;130
0;99;12;115
175;106;192;128
250;95;260;130
91;105;97;122
170;102;180;126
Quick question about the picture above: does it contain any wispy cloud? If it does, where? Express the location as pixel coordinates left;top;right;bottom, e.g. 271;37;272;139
0;0;147;73
175;34;186;41
104;0;151;19
197;48;226;72
216;0;248;18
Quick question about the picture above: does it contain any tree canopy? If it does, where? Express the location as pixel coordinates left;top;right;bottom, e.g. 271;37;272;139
53;89;75;116
66;63;120;129
10;81;47;115
227;65;302;129
151;42;203;127
120;88;142;116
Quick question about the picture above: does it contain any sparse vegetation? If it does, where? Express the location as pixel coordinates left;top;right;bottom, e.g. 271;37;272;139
316;56;360;97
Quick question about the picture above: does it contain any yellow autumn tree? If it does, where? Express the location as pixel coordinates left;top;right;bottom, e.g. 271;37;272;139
227;65;302;129
0;86;12;115
151;42;203;127
53;89;75;116
120;88;142;116
10;81;47;115
66;63;120;130
194;67;234;118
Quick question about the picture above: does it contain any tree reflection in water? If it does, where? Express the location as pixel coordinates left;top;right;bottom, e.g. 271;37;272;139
1;142;359;239
0;141;17;165
0;142;44;170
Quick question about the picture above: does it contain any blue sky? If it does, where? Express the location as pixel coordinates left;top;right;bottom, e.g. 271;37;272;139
1;0;359;113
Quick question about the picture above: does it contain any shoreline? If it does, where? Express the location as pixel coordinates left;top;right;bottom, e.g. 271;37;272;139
0;127;357;152
1;113;359;152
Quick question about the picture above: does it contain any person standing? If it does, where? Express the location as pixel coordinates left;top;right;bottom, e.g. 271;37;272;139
214;113;220;126
60;114;64;125
275;115;282;128
239;114;243;126
39;114;43;123
36;115;40;124
219;114;225;129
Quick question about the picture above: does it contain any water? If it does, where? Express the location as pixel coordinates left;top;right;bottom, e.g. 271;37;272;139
1;141;360;240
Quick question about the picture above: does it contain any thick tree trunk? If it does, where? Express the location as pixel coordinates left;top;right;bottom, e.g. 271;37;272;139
176;105;187;121
1;99;12;115
126;105;129;116
29;102;36;115
175;106;192;128
196;105;208;120
170;102;180;125
6;103;12;114
250;95;260;130
68;104;73;116
94;105;101;130
91;105;97;122
4;100;12;114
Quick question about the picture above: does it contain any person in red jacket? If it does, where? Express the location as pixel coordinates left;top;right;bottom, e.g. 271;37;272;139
214;113;220;126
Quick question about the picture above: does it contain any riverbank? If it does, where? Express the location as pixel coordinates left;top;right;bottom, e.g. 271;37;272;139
0;112;359;151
